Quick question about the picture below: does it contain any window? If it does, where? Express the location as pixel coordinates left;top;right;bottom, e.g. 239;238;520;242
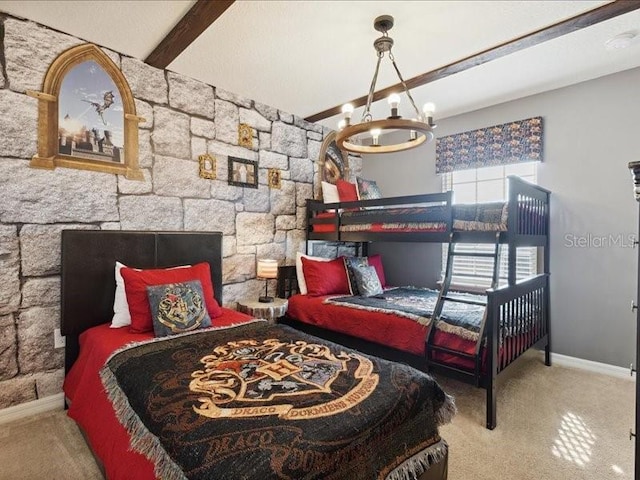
441;162;538;291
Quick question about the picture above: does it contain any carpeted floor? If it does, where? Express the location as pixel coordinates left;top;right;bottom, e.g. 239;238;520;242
0;352;634;479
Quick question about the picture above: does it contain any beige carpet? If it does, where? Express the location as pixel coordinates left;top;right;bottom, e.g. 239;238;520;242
0;408;102;480
439;352;634;480
0;353;634;480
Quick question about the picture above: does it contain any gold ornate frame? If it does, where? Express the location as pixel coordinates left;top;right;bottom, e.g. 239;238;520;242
267;168;282;189
26;43;144;180
198;153;217;180
238;123;254;149
317;131;349;185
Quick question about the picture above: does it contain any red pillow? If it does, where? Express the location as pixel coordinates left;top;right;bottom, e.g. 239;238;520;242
301;256;350;296
121;262;223;333
368;254;387;288
336;180;358;203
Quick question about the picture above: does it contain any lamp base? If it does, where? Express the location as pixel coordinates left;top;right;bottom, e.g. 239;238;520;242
258;296;274;303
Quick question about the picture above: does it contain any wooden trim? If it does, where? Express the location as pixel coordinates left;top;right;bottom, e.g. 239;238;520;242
145;0;235;69
0;393;64;426
306;0;640;122
546;352;632;379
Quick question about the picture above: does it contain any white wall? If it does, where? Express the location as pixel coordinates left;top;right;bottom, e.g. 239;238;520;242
363;66;640;367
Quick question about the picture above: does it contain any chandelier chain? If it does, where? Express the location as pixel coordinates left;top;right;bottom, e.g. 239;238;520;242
389;51;422;120
362;51;384;122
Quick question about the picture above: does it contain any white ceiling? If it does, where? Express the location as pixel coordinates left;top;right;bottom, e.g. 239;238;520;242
1;0;639;130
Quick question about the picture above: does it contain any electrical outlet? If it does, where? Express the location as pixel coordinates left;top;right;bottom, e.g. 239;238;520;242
54;328;65;349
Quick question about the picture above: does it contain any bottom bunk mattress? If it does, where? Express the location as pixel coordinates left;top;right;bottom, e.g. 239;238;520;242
64;311;453;480
287;288;535;372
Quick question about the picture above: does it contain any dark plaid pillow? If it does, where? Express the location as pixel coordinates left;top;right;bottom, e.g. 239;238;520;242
343;256;369;295
147;280;211;337
352;265;383;297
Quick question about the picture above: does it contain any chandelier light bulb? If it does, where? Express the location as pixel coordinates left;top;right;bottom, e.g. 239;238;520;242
422;102;436;116
370;128;382;146
341;103;354;119
337;119;346;131
388;93;401;118
387;93;401;108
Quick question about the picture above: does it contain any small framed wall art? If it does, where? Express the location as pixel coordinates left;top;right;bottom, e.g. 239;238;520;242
198;153;216;180
267;168;282;189
238;123;254;149
228;157;258;189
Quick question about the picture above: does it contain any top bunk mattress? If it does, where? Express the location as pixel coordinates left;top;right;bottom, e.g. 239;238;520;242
313;202;508;233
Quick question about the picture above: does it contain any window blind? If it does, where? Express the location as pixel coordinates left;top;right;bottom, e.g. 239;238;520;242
441;162;538;290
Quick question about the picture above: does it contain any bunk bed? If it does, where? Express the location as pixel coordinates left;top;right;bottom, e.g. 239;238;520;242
280;175;551;430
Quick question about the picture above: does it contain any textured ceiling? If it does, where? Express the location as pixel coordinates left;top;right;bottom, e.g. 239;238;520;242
1;0;639;130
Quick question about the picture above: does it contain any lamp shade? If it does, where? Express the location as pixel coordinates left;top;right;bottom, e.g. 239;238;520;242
257;259;278;279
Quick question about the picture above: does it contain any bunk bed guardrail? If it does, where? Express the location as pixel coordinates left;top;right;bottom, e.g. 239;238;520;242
308;176;549;247
307;191;454;242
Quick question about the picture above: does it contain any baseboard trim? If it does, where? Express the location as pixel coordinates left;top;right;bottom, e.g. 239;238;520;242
0;393;64;426
546;352;632;380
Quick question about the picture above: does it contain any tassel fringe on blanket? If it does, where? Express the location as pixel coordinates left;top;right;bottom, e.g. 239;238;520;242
101;365;187;480
386;440;449;480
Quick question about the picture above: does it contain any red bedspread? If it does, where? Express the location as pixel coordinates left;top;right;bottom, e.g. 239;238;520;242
63;308;253;480
288;295;529;372
287;294;429;357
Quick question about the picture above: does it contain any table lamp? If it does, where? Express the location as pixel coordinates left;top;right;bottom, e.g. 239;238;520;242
257;258;278;303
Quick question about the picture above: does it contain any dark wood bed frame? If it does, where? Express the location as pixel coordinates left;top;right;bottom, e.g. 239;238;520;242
60;229;448;480
283;176;551;430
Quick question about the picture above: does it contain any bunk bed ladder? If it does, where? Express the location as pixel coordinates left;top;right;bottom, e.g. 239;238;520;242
426;232;502;383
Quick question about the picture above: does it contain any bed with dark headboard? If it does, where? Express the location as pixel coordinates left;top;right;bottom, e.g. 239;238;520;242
61;230;223;374
60;229;451;480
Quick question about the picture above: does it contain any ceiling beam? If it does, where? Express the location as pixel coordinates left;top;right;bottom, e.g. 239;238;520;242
305;0;640;123
145;0;235;70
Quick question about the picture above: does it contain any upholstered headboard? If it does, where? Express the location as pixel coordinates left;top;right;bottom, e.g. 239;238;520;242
60;230;223;372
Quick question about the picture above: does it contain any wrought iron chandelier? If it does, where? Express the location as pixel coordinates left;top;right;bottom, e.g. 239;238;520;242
335;15;436;155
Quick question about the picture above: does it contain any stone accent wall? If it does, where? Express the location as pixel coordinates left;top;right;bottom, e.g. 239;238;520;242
0;15;361;409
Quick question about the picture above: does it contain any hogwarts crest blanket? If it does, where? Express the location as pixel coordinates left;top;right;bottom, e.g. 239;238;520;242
101;321;454;480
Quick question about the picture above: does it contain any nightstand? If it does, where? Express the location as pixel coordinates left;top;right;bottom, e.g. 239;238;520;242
236;297;288;323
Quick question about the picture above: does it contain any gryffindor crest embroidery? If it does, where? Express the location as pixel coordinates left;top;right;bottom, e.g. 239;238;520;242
189;338;378;420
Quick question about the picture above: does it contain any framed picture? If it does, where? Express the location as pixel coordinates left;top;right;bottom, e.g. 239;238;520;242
26;43;144;180
238;123;254;149
228;157;258;189
267;168;281;189
198;153;216;180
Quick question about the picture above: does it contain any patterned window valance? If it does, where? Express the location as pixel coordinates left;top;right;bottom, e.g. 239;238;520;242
435;116;543;174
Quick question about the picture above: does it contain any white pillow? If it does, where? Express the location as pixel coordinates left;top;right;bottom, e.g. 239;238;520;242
295;252;332;295
321;181;340;204
111;261;134;328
